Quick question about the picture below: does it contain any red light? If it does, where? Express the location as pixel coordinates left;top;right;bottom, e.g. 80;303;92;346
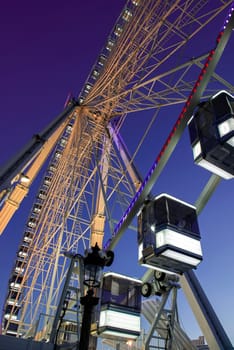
216;31;224;43
186;100;191;107
153;24;223;174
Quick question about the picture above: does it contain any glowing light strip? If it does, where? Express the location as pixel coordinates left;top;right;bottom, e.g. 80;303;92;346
99;309;140;332
104;271;142;284
222;3;234;30
104;4;234;250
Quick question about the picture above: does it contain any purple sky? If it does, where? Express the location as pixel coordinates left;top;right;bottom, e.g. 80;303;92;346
0;0;234;344
0;0;125;164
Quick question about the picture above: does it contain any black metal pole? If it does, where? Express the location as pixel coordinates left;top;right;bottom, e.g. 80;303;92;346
79;289;99;350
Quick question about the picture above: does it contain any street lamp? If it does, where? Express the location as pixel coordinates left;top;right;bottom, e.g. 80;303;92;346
79;243;114;350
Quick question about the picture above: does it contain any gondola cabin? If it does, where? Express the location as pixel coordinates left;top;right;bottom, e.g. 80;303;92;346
91;272;142;340
188;90;234;179
138;194;203;274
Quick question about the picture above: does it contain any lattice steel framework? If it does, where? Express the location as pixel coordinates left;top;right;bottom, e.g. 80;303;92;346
1;0;234;346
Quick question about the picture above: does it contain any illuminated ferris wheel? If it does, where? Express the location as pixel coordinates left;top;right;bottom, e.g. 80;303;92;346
0;1;234;349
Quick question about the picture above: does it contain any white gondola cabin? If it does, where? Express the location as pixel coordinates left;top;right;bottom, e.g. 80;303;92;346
91;272;142;340
188;90;234;179
138;194;203;274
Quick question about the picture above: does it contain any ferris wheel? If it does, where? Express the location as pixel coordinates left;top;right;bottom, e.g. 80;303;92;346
0;1;234;349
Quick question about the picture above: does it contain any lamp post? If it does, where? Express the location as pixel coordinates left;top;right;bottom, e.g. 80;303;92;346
79;243;114;350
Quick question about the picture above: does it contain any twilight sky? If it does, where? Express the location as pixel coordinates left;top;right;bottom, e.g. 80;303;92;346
0;0;234;344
